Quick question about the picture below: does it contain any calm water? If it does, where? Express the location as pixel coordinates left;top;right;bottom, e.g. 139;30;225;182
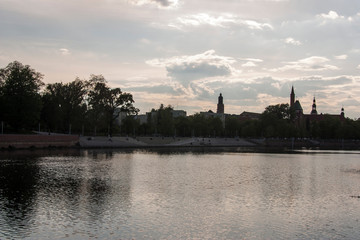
1;148;360;239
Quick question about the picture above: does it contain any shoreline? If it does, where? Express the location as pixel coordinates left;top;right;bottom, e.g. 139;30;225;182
1;134;360;151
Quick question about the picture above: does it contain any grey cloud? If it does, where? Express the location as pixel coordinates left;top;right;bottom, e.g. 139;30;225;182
146;50;237;84
130;0;179;8
120;73;359;118
196;75;353;103
341;98;360;107
126;84;181;95
170;13;273;30
269;56;339;72
166;62;232;82
153;0;173;7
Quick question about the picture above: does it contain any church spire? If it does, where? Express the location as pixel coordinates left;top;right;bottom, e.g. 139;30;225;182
290;86;295;108
311;96;318;115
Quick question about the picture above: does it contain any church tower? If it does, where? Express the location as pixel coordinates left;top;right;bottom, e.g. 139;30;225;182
311;97;318;115
290;86;295;108
217;93;224;114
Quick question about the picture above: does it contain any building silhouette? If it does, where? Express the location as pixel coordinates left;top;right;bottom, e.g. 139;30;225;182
290;86;295;108
290;86;345;123
217;93;224;114
311;97;318;115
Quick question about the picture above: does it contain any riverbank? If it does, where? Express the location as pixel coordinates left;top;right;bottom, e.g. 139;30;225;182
0;134;79;149
1;134;360;150
79;136;258;148
80;136;360;150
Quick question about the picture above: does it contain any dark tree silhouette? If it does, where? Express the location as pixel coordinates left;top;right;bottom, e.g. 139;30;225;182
41;79;87;133
0;61;44;132
88;75;138;136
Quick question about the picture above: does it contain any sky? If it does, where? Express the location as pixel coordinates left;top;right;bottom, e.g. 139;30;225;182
1;0;360;119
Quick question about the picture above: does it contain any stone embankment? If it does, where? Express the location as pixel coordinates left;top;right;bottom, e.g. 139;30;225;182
79;136;257;148
0;134;79;149
1;134;359;150
59;136;360;150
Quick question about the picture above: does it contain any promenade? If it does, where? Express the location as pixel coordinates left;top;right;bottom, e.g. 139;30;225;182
79;136;258;148
1;134;359;150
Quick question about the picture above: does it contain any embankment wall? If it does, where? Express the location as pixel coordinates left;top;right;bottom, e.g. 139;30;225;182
0;135;79;149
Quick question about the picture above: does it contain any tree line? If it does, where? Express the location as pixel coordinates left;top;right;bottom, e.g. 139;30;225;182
122;103;360;139
0;61;138;135
1;61;360;139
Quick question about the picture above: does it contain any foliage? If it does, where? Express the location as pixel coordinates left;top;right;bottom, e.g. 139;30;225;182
142;104;175;136
41;79;87;133
88;75;138;136
0;61;44;132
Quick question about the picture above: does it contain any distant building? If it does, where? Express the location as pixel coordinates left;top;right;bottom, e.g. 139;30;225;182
289;86;345;122
238;111;261;121
134;114;147;124
200;110;226;127
114;109;129;126
310;97;318;115
290;86;295;108
217;93;224;114
139;109;187;125
171;110;187;118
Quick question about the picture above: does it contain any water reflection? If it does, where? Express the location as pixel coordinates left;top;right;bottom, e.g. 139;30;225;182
1;149;360;239
0;158;39;238
0;149;135;239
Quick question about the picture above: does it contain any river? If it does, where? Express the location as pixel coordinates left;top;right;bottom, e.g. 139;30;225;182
1;148;360;239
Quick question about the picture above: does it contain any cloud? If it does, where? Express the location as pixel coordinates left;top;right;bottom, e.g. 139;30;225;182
146;50;238;83
121;73;360;117
170;13;273;30
130;0;179;9
319;11;344;20
239;58;263;63
357;65;360;69
139;38;151;45
242;61;257;67
334;54;347;60
59;48;71;56
270;56;339;72
284;37;301;46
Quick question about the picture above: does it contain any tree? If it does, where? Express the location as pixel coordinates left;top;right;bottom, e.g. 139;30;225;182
225;116;241;137
189;114;208;137
143;104;175;136
208;117;223;137
41;79;87;134
318;115;341;139
240;120;259;137
88;75;138;136
0;61;44;132
263;103;292;120
157;104;174;136
174;116;191;137
261;103;296;138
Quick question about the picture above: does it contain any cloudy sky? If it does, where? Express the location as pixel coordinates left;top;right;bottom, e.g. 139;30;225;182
1;0;360;118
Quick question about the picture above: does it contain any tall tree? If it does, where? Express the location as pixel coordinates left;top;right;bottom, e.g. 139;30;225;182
88;75;138;136
156;104;174;136
41;79;87;133
0;61;44;131
261;103;296;138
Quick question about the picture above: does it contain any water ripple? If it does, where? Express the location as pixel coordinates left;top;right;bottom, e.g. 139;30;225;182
1;150;360;239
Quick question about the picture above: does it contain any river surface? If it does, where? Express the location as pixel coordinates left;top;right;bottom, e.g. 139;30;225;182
1;148;360;239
